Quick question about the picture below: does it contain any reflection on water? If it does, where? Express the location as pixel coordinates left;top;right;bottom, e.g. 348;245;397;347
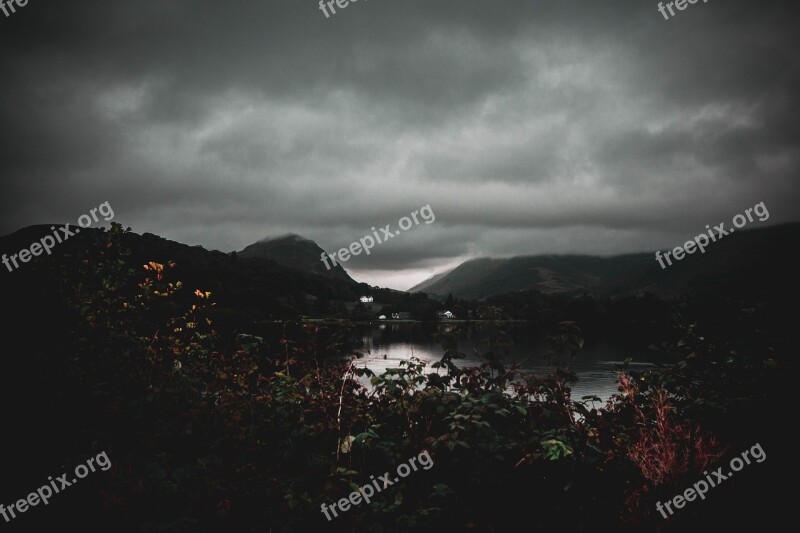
355;322;662;403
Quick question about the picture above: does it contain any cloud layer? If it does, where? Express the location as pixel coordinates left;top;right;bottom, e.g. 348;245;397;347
1;0;798;288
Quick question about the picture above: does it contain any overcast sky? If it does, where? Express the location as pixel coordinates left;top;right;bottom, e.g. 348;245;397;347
1;0;798;289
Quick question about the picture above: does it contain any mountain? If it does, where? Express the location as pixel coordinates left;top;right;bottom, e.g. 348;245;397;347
409;255;650;300
408;269;451;294
410;223;800;300
0;225;365;320
238;233;354;282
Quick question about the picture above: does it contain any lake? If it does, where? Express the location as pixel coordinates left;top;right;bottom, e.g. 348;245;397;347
352;322;663;403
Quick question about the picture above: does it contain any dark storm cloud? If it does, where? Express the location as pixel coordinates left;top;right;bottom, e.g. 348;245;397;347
1;0;798;288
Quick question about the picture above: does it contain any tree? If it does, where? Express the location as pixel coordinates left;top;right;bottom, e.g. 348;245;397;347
445;293;454;308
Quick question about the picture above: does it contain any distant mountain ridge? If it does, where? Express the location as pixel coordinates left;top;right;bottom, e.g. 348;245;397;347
410;223;800;300
4;223;796;306
238;233;354;282
0;226;365;320
410;270;450;293
410;255;650;299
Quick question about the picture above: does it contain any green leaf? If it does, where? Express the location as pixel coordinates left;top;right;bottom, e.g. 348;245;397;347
541;439;573;460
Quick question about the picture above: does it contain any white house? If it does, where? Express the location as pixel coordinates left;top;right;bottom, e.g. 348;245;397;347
438;310;456;319
378;315;387;320
359;296;373;303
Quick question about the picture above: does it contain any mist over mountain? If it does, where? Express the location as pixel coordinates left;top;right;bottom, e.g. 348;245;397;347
411;223;799;301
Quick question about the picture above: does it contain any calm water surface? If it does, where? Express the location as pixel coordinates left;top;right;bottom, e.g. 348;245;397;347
353;322;661;403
